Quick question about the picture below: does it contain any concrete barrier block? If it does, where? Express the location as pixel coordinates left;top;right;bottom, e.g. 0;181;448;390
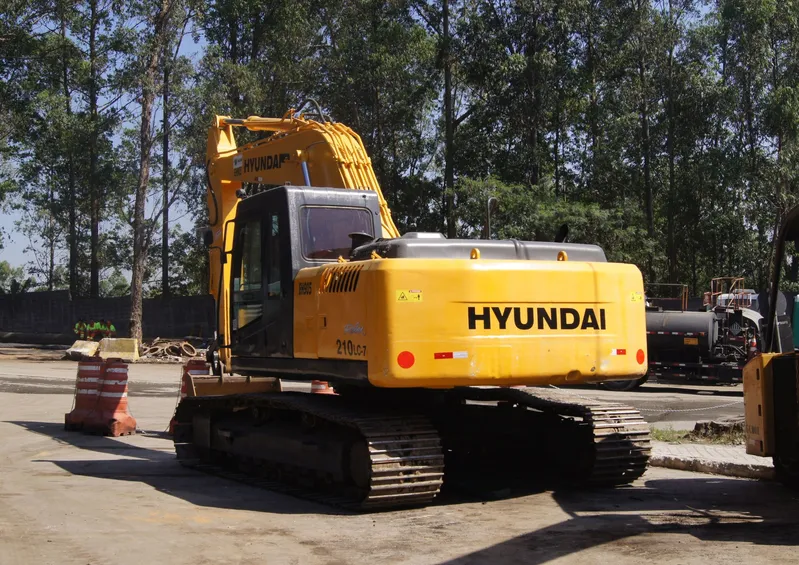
65;340;100;360
97;338;139;362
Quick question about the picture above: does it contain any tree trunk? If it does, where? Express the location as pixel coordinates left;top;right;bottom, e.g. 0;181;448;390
48;185;55;291
666;23;676;282
586;0;599;197
130;0;172;342
61;13;78;296
640;75;653;238
554;108;561;193
554;25;563;194
162;54;170;298
228;11;239;106
443;0;456;238
89;0;100;297
637;0;654;239
526;17;540;186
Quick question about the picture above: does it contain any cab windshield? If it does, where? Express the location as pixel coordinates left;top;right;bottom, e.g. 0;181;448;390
300;206;374;260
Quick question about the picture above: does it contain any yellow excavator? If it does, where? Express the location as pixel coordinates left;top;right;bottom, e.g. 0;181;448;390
743;204;799;488
172;106;653;510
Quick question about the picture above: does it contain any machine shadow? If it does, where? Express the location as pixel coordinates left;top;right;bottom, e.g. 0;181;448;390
438;475;799;564
6;420;613;512
7;420;349;517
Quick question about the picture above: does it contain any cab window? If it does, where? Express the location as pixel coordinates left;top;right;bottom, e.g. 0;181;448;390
267;214;280;297
300;206;374;260
232;220;262;328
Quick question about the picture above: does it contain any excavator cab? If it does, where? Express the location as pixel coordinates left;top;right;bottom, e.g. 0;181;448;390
226;185;381;369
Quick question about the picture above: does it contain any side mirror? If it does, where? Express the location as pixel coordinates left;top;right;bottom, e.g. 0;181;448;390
349;232;375;254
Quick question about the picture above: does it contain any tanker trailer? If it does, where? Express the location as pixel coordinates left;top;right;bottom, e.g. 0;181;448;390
646;310;717;365
602;304;763;390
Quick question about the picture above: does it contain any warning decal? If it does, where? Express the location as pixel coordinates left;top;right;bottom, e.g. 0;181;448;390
396;290;423;302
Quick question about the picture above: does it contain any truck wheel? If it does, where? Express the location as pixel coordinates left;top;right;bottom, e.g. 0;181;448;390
599;375;648;392
774;456;799;490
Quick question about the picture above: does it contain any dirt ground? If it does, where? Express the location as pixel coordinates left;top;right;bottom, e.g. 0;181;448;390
0;359;797;564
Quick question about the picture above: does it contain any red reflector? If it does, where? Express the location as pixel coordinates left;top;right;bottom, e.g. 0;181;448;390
636;349;645;364
617;349;626;355
397;351;415;369
434;352;454;359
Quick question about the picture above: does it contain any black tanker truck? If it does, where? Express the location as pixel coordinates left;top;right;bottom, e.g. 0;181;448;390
602;280;794;391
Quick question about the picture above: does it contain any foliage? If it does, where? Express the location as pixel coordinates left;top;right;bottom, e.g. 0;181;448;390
166;226;207;296
453;177;656;267
5;0;799;303
100;269;130;297
0;260;35;294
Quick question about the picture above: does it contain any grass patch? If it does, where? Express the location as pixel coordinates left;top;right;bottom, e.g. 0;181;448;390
688;426;746;445
650;426;746;445
650;428;691;443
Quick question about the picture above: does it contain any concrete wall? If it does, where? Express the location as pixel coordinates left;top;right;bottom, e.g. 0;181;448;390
0;291;214;343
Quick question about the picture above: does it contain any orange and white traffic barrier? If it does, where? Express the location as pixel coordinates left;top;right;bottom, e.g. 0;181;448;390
65;360;104;430
84;359;137;436
168;359;209;434
310;380;336;395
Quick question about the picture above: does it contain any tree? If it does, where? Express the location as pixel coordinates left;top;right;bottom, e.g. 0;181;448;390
14;193;67;291
4;0;799;313
318;0;440;232
166;226;207;296
0;260;35;294
127;0;178;342
100;269;129;297
73;0;126;297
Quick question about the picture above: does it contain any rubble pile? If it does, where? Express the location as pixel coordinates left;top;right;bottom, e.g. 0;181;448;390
139;338;204;362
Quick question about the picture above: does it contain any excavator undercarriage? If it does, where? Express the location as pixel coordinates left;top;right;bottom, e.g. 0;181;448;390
173;386;650;510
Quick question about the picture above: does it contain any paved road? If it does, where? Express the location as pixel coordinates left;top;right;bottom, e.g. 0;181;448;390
0;359;795;564
0;358;745;429
573;381;745;430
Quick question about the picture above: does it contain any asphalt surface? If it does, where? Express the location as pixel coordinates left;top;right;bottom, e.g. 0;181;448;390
1;358;795;564
0;354;746;429
572;381;745;431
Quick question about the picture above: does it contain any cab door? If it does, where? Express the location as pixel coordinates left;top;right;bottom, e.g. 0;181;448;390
230;217;266;357
263;211;292;356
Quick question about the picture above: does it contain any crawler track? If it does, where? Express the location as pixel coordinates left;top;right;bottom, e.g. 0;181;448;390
173;393;445;510
172;387;651;511
454;387;651;485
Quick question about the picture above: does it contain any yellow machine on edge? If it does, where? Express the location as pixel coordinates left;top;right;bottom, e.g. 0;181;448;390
742;204;799;488
172;107;652;510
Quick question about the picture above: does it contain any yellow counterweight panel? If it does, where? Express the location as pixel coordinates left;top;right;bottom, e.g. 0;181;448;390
743;353;777;456
294;263;369;359
294;258;648;388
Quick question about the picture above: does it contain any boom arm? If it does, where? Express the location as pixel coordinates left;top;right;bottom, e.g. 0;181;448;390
206;111;400;370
